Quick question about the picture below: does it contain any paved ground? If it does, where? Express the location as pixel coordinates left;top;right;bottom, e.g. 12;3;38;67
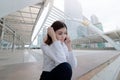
116;71;120;80
0;49;120;80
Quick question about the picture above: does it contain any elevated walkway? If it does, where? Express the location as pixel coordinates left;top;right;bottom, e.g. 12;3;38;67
0;49;120;80
0;0;43;18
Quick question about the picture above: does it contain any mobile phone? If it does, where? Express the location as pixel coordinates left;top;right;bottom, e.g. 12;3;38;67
64;38;67;41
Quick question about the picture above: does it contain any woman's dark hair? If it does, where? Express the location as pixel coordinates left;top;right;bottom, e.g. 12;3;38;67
45;21;67;45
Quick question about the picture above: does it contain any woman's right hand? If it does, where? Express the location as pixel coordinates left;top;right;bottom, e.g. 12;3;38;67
47;27;57;42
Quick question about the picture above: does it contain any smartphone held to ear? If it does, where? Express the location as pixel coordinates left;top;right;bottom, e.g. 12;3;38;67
47;34;51;39
64;38;67;41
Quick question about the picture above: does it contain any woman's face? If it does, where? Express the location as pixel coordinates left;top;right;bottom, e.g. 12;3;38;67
55;27;67;42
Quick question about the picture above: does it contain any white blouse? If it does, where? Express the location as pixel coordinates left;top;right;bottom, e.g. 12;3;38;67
41;40;77;71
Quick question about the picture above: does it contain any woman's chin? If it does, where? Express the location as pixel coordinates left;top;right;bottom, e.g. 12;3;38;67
59;40;64;42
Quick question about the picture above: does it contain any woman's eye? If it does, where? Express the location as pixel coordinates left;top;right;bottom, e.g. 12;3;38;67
58;33;62;35
64;32;67;34
58;32;67;35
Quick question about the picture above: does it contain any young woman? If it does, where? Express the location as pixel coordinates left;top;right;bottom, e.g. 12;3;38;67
40;21;77;80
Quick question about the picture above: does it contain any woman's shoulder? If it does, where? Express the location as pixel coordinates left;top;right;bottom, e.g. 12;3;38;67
40;42;49;49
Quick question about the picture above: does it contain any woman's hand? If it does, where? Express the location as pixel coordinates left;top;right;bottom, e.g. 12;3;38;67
64;36;72;51
47;27;57;42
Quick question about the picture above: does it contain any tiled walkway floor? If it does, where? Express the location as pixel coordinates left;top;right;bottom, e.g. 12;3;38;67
0;49;120;80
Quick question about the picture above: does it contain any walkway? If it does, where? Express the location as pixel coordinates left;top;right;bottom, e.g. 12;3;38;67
0;49;120;80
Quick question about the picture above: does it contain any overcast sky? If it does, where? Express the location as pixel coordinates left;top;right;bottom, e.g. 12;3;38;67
55;0;120;32
79;0;120;32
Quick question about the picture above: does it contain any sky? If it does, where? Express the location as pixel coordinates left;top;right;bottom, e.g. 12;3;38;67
79;0;120;32
54;0;120;32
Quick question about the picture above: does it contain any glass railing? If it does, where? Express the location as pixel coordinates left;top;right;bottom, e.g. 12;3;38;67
0;23;24;50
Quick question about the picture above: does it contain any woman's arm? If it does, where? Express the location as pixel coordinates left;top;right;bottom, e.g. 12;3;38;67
64;36;77;68
41;41;67;66
67;51;77;69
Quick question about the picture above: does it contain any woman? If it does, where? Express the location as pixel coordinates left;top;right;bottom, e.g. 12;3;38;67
40;21;77;80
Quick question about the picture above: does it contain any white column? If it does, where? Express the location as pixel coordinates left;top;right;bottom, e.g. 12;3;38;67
0;25;4;49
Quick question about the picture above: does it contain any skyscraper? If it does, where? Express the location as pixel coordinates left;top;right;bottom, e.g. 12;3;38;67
64;0;83;40
91;15;105;48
